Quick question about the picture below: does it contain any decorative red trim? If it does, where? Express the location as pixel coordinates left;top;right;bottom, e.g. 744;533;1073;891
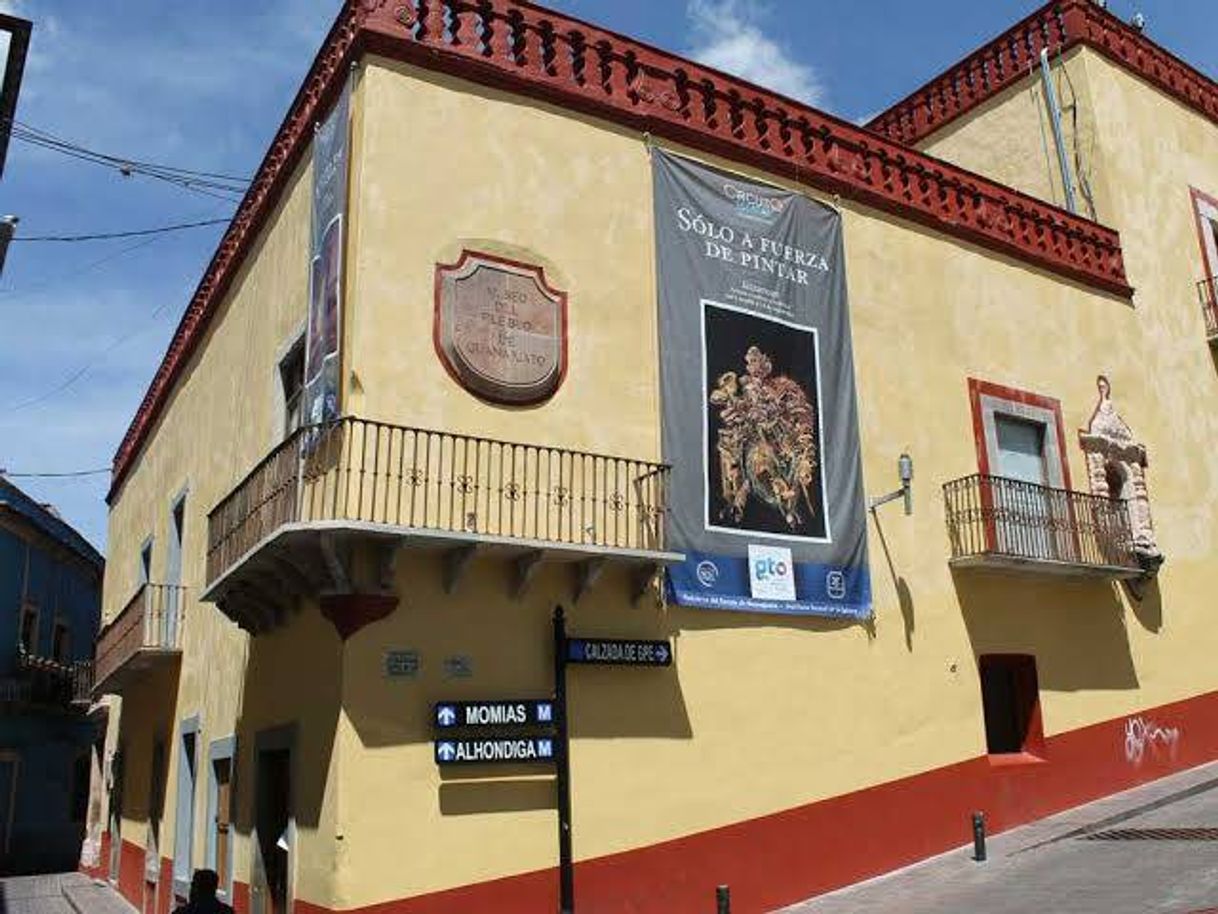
1189;186;1218;279
868;0;1218;148
967;377;1072;487
109;0;1136;502
320;592;398;640
431;249;570;406
283;688;1218;914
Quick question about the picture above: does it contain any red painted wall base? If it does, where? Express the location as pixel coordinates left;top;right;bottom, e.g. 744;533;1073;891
330;688;1218;914
101;689;1218;914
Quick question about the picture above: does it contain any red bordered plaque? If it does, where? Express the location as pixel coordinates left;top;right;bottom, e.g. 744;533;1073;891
434;250;568;405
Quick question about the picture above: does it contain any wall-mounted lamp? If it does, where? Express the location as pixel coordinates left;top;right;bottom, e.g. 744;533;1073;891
869;452;913;516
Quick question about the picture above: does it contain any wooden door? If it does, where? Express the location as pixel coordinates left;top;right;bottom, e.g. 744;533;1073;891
214;758;232;891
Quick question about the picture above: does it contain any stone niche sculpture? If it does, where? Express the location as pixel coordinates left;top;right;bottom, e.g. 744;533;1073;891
1078;376;1164;574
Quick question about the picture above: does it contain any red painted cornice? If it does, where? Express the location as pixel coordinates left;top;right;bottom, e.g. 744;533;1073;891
867;0;1218;147
109;0;1133;500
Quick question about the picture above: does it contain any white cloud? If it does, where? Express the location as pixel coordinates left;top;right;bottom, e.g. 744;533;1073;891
685;0;824;107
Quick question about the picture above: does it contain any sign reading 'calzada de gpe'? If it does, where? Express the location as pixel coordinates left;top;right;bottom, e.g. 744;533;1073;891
652;150;871;619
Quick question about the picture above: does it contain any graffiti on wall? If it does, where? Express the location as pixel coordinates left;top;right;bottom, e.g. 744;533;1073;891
1123;716;1180;765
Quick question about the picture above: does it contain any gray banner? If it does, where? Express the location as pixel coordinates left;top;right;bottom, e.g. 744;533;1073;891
304;77;352;428
653;149;870;617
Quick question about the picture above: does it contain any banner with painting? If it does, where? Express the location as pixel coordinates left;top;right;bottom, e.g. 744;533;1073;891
303;78;351;431
652;149;871;619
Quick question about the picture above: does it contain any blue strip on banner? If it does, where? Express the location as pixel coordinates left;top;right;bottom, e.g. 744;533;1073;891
667;552;872;619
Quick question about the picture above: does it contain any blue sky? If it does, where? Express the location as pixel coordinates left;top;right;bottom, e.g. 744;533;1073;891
0;0;1213;550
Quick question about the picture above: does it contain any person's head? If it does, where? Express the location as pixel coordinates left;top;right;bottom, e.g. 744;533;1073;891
189;869;220;903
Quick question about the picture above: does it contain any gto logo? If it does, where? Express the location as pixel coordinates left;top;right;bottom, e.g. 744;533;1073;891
753;556;790;580
723;182;786;220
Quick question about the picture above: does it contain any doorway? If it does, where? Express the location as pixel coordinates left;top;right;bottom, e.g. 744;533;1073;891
0;752;18;874
253;746;291;914
108;746;123;884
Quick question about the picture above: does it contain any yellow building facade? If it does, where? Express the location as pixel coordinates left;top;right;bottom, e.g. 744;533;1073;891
88;2;1218;913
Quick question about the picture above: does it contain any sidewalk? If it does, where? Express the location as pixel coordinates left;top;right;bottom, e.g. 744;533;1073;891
781;760;1218;914
0;873;135;914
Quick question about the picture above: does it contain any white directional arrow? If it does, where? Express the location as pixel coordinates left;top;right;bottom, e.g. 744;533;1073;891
436;705;458;726
436;741;457;762
655;644;670;663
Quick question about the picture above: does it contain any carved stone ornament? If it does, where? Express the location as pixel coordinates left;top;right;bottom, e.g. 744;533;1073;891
1078;376;1164;574
434;251;567;405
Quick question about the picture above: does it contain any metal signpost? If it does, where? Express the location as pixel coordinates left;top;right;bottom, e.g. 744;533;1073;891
431;606;673;914
552;606;673;914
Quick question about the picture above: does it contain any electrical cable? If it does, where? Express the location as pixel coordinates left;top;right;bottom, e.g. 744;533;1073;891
4;293;180;411
12;217;232;243
9;120;251;202
1;467;109;478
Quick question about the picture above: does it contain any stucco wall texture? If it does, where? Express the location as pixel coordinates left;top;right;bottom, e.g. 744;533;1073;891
99;42;1218;913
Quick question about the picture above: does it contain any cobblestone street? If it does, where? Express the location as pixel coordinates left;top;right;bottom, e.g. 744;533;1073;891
783;761;1218;914
0;873;133;914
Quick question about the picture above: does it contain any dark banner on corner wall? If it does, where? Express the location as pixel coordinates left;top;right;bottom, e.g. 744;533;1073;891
303;77;352;429
652;149;871;619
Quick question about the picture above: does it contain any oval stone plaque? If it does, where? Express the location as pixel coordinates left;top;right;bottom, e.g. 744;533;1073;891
434;251;568;404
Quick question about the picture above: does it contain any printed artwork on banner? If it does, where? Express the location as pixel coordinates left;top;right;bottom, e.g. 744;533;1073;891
652;149;871;619
704;303;828;542
303;76;352;431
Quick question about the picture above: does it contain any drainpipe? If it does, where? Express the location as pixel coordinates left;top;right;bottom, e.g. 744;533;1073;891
1040;48;1078;213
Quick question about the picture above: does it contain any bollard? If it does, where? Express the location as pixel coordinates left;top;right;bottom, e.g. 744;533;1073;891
716;885;731;914
972;811;987;862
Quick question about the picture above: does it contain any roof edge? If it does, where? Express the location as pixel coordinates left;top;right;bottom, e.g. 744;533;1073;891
109;0;1134;500
866;0;1218;146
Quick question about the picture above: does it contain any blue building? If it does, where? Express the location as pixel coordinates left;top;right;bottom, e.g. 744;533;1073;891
0;476;103;874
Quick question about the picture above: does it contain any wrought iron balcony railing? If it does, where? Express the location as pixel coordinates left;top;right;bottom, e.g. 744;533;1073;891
206;417;673;590
1199;277;1218;342
9;646;93;709
944;474;1141;577
93;583;186;694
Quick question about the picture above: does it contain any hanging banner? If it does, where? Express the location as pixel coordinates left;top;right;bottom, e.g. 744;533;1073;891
303;77;352;429
652;150;871;619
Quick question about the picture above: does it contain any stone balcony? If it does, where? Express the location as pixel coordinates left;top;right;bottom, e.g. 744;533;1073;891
93;583;186;694
203;417;680;635
943;473;1142;579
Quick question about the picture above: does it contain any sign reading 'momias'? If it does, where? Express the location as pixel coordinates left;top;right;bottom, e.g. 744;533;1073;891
652;149;872;620
434;700;556;729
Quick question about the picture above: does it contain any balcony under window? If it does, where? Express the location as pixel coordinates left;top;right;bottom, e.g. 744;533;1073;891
1200;277;1218;344
93;583;186;694
944;474;1142;579
3;646;92;710
203;417;679;633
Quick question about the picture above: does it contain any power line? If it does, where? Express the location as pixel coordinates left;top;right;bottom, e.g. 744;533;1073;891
10;121;251;202
12;217;232;243
5;293;180;411
1;467;110;478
